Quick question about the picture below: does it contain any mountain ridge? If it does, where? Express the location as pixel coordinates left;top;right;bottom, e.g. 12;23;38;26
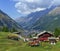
31;6;60;31
16;6;55;30
0;10;23;32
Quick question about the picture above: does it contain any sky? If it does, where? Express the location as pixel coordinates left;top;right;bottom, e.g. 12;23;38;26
0;0;60;19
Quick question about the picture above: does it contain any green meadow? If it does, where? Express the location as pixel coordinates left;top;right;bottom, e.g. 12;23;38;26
0;32;60;51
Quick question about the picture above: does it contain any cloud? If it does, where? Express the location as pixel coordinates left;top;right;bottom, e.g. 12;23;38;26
12;0;60;15
53;0;60;6
15;2;46;14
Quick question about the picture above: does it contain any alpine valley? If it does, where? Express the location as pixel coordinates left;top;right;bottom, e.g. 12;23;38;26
16;6;60;31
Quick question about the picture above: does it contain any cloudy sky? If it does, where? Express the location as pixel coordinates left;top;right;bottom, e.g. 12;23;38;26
0;0;60;19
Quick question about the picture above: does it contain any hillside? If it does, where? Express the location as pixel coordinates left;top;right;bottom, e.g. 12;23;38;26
31;7;60;31
0;10;23;32
16;6;55;29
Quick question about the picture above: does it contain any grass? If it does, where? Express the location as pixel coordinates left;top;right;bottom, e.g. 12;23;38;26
0;32;24;51
0;32;60;51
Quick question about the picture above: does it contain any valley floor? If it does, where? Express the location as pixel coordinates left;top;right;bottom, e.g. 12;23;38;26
0;32;60;51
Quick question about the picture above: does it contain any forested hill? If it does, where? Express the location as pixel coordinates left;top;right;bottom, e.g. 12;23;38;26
31;7;60;31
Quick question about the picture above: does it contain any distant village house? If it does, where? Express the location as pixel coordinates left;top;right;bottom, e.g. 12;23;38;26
37;31;54;41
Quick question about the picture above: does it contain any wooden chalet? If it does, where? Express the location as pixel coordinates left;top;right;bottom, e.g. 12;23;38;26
48;37;57;45
37;31;54;41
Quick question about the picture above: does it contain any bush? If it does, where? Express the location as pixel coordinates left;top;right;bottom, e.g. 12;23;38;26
54;28;60;37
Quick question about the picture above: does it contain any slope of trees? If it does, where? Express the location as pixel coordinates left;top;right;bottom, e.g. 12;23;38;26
0;26;17;32
54;28;60;37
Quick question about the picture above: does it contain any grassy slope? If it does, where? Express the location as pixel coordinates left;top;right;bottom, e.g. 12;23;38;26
0;32;24;51
0;32;60;51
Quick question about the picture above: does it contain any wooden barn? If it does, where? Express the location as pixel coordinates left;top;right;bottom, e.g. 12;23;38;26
37;31;54;41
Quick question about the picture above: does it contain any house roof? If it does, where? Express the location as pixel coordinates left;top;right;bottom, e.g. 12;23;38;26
37;31;53;37
48;37;56;39
13;32;21;34
32;37;38;39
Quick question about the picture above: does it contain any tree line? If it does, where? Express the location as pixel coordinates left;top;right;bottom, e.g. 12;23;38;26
0;26;17;32
54;28;60;37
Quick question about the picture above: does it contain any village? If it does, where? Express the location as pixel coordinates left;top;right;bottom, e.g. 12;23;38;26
8;31;60;47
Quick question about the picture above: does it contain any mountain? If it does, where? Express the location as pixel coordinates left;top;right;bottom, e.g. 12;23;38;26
16;6;55;30
31;6;60;31
0;10;23;32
